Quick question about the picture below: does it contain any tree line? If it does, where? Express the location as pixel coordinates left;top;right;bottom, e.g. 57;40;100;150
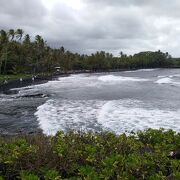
0;29;179;75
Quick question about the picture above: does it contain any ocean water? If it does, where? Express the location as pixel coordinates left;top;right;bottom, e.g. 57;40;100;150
0;68;180;135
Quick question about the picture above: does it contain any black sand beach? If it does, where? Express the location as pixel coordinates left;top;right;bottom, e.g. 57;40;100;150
0;74;65;94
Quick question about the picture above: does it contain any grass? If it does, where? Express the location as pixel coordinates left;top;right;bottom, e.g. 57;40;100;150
0;74;32;82
0;128;179;179
0;72;54;83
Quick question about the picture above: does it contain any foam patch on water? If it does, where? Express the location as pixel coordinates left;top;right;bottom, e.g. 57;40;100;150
0;93;17;102
0;95;14;102
169;74;180;78
58;74;100;87
155;77;180;86
97;100;180;134
9;73;150;97
137;69;157;72
98;75;148;83
156;77;172;84
35;99;180;135
158;74;180;78
35;99;104;135
16;74;149;95
125;69;157;73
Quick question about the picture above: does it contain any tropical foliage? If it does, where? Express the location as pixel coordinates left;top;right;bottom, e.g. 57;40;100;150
0;129;179;179
0;29;179;75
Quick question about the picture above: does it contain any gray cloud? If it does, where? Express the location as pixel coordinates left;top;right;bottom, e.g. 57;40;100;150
0;0;180;56
0;0;47;35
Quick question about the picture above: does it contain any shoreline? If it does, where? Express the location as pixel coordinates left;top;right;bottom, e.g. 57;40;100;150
0;69;129;93
0;67;180;94
0;68;180;136
0;74;69;94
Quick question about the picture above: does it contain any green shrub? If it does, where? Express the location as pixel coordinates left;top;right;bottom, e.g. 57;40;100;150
0;138;37;164
0;129;179;179
19;171;39;180
44;169;61;180
172;171;180;179
79;165;99;179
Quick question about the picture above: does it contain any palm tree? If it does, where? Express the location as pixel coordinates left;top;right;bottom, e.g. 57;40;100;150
23;34;31;44
35;35;45;48
119;51;123;58
34;35;45;73
0;30;8;74
0;30;8;44
16;29;24;41
8;29;15;41
60;46;65;53
0;52;4;74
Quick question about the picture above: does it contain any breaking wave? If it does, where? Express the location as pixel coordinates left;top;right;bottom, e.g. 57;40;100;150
98;75;148;83
98;100;180;134
156;77;172;84
35;99;104;135
35;99;180;135
155;77;180;86
125;69;157;73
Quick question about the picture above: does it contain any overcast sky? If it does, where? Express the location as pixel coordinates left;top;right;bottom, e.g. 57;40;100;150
1;0;180;56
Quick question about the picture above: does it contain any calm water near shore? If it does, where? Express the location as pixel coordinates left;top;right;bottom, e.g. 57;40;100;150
0;68;180;135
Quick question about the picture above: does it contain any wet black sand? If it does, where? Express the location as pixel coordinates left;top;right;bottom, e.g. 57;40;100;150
0;74;67;94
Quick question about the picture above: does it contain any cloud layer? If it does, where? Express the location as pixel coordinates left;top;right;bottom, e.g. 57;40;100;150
0;0;180;56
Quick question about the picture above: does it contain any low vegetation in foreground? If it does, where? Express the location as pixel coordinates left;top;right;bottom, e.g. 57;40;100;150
0;129;179;179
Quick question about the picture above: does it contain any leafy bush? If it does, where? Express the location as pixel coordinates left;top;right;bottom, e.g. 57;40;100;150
44;169;61;180
0;129;179;179
19;171;39;180
0;138;37;164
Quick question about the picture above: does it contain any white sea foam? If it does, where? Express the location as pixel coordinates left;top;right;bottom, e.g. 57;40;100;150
0;97;13;102
32;74;100;91
156;77;172;84
157;75;165;78
0;94;15;102
125;69;157;73
58;74;86;81
35;99;104;135
97;99;180;134
155;77;180;86
18;74;148;95
98;75;148;83
0;98;14;102
158;74;180;78
168;74;180;78
136;68;157;72
11;86;33;91
35;99;180;135
8;72;152;96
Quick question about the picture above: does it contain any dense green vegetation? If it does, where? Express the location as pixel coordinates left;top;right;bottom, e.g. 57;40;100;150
0;74;32;82
0;129;179;179
1;29;180;76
